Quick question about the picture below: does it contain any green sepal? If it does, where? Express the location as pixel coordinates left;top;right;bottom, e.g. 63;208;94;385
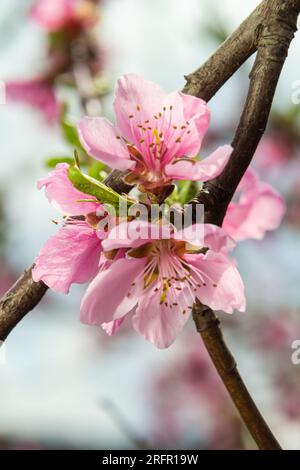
176;180;199;204
46;156;77;168
61;119;83;150
67;165;134;213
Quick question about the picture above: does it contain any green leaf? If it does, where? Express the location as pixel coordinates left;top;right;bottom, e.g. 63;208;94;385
177;180;199;204
88;160;108;181
46;156;76;168
67;165;134;213
60;118;83;150
166;180;199;206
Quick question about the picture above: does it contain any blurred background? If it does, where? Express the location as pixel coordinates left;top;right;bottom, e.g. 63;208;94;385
1;0;300;450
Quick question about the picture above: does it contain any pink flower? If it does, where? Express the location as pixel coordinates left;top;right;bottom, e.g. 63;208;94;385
78;74;232;191
32;163;103;293
30;0;98;32
254;136;289;174
223;169;286;241
80;221;245;348
37;163;100;216
6;79;61;124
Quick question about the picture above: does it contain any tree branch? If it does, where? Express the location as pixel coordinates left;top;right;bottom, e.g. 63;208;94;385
190;0;300;450
183;0;269;101
0;265;47;341
195;0;300;225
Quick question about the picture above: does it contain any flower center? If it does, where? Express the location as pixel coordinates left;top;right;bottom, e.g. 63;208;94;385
127;239;208;313
118;103;194;189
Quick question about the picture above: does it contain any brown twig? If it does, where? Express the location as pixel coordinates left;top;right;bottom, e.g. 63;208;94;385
194;0;300;225
193;303;281;449
183;0;269;101
190;0;300;450
0;265;48;341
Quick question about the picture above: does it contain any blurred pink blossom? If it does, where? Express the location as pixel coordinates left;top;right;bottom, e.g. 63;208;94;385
6;79;61;124
223;169;286;241
254;136;289;174
150;337;242;449
31;0;99;32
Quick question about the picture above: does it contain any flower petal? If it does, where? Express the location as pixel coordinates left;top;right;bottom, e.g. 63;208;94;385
78;116;134;171
164;145;232;181
38;163;99;215
160;91;202;160
223;184;286;241
114;74;166;141
132;289;191;348
32;222;101;293
174;224;235;252
203;224;236;252
80;257;146;325
30;0;74;31
6;79;61;124
102;318;125;336
237;169;258;192
185;251;246;313
179;92;210;142
102;220;173;251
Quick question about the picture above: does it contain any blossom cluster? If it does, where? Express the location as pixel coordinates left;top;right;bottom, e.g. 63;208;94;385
33;74;285;348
